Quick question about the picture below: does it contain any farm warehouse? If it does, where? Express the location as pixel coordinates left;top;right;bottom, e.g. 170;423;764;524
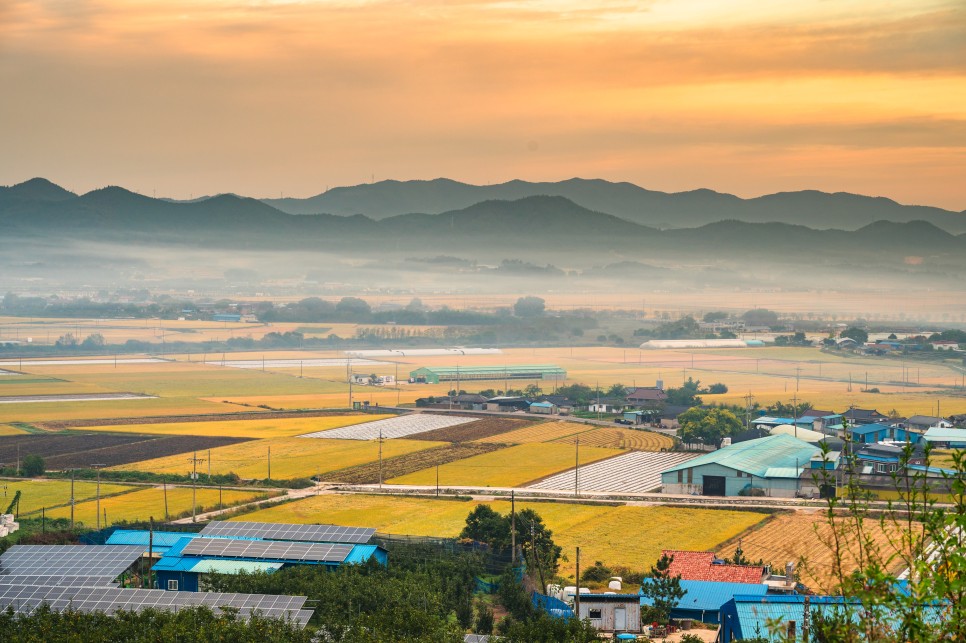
660;435;821;498
409;364;566;384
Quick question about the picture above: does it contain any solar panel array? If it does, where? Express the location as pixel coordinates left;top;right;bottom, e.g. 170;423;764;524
200;521;374;544
0;575;118;587
0;545;144;579
0;584;313;626
298;413;475;440
181;538;353;563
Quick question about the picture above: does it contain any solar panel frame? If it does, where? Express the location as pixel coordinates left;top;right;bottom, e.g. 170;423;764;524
199;521;374;544
0;545;144;579
0;584;313;626
181;538;352;563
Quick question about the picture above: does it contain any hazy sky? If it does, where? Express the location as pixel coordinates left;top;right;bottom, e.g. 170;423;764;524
2;0;964;208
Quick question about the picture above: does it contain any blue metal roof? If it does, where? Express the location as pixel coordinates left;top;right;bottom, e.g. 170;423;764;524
722;594;944;640
850;423;891;435
640;580;767;613
106;530;199;552
661;435;819;478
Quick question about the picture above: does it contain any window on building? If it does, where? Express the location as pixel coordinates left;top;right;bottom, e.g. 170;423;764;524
588;609;602;620
736;470;743;477
677;470;683;483
876;463;889;474
687;468;693;484
167;580;178;591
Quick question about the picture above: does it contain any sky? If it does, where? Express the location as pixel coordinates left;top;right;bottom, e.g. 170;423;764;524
1;0;964;209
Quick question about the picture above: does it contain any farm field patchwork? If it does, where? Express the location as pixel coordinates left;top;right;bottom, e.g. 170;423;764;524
111;437;447;480
386;442;625;487
0;396;232;423
0;424;26;435
409;417;534;442
299;413;475;440
43;486;272;526
551;427;676;451
76;415;391;439
319;443;505;484
0;433;251;470
474;420;592;445
234;493;769;580
0;479;139;516
715;511;913;592
528;451;701;493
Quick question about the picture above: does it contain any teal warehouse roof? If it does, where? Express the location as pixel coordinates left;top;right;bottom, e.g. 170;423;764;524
661;435;819;479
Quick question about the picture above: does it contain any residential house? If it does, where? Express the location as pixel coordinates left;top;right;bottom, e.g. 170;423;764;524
576;594;641;634
842;408;890;425
625;386;667;408
906;415;952;431
640;580;768;625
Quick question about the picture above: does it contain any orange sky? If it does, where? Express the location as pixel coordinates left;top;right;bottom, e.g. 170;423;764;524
1;0;964;209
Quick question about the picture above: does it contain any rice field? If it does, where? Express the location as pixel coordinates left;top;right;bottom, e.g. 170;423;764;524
78;415;392;439
475;420;592;445
528;451;701;493
0;424;26;435
386;442;625;487
299;414;476;440
110;437;446;480
0;396;232;424
714;511;914;592
234;493;769;580
552;427;676;451
42;485;271;526
0;479;139;515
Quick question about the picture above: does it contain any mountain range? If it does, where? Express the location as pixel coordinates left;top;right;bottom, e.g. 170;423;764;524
1;178;964;269
260;177;966;233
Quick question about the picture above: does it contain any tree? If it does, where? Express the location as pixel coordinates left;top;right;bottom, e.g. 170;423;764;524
55;333;78;348
707;383;728;394
606;384;628;400
21;454;45;477
523;383;543;398
703;311;729;322
677;407;742;447
513;296;545;317
517;508;562;587
665;377;703;406
460;505;510;551
81;333;105;348
640;553;685;624
335;296;371;319
741;308;779;327
841;326;869;344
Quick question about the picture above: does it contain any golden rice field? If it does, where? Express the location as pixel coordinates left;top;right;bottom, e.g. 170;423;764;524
0;479;138;515
715;511;914;593
474;420;592;445
386;442;624;487
236;493;768;581
552;427;675;451
44;486;270;526
0;397;232;424
111;437;446;480
0;424;26;435
79;415;392;439
0;380;111;397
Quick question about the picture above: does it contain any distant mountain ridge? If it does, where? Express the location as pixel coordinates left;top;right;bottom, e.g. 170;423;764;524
0;180;962;268
261;177;966;233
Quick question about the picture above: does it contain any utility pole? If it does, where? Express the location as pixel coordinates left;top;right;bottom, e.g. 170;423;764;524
510;490;516;566
187;452;206;523
91;464;106;530
267;446;271;481
575;546;581;619
70;468;75;529
574;437;580;497
348;359;353;408
163;477;169;521
207;449;211;480
378;429;384;488
792;394;798;439
148;517;154;589
435;464;439;497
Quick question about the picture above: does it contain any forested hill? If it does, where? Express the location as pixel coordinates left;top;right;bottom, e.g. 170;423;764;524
260;177;966;233
1;180;964;264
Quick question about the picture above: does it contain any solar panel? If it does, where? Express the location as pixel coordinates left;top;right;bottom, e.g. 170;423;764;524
0;575;118;587
181;538;352;563
0;545;144;579
200;521;374;544
0;584;313;627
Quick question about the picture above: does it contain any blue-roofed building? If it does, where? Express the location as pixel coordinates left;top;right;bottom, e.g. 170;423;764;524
660;435;822;498
153;531;387;592
639;580;768;624
849;423;892;444
923;426;966;448
718;594;944;642
105;530;200;556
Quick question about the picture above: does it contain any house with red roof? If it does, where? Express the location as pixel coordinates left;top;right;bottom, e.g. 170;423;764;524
662;550;766;584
